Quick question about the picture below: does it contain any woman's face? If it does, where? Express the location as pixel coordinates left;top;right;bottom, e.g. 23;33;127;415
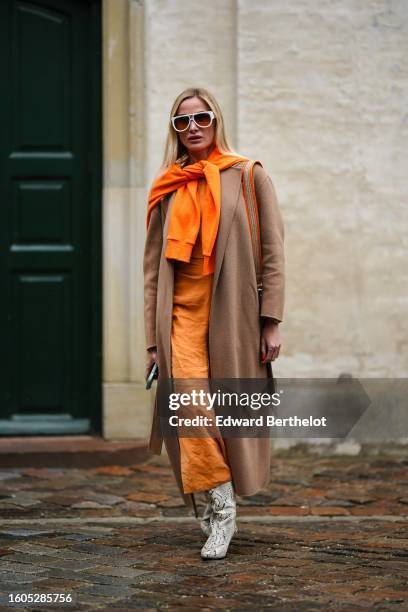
175;96;216;159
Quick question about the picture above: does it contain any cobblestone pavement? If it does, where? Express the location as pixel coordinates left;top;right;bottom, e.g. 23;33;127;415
0;450;407;610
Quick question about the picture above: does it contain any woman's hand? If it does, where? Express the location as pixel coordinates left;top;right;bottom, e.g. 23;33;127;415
145;347;158;380
260;319;282;363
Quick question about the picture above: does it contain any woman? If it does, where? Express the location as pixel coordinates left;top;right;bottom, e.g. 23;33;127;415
143;87;284;559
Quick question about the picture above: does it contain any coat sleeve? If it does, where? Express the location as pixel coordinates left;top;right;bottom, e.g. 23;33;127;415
143;203;163;351
253;163;285;322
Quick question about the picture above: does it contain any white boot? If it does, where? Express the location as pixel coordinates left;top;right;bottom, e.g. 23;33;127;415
200;492;212;537
200;481;237;559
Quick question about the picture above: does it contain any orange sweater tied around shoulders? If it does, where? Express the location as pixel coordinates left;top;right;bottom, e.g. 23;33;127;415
147;146;248;275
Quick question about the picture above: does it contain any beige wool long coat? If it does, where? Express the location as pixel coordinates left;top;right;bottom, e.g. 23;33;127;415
143;162;285;513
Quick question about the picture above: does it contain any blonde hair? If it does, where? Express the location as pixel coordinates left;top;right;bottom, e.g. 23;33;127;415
159;87;238;173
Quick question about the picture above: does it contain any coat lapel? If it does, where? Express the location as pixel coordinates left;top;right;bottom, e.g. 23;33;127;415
211;166;242;300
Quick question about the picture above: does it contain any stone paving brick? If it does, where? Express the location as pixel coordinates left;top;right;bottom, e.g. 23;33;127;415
76;583;137;598
310;506;350;515
90;566;149;579
0;572;47;584
31;578;87;590
20;556;100;572
0;561;49;575
69;542;132;556
266;505;310;515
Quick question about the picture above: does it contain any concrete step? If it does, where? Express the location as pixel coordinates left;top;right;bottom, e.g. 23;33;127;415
0;436;150;468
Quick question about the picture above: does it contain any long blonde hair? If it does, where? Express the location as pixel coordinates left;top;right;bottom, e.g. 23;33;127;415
160;87;238;173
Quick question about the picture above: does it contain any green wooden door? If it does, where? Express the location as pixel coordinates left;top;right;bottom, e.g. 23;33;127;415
0;0;101;434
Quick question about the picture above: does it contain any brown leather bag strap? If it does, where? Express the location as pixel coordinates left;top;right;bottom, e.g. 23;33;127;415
235;161;275;381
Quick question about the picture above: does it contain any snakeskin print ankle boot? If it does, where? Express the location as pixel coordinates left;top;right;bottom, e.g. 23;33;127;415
200;491;212;537
200;481;237;559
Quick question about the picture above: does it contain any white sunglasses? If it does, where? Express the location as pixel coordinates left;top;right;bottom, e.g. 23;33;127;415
171;110;215;132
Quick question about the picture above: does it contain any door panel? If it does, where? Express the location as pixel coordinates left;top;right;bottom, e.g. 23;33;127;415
0;0;102;434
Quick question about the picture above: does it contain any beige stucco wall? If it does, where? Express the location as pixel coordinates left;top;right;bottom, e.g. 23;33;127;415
238;0;408;379
102;0;151;438
102;0;408;439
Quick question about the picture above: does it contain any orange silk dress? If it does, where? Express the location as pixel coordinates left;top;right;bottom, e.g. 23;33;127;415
171;181;232;494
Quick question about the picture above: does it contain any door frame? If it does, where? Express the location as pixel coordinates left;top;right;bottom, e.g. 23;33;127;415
88;0;102;433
